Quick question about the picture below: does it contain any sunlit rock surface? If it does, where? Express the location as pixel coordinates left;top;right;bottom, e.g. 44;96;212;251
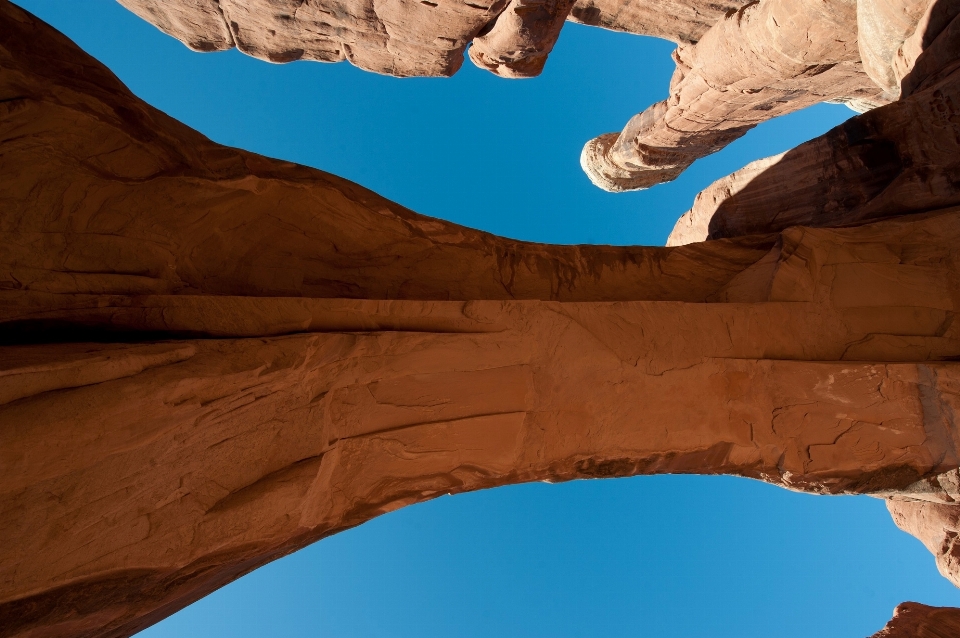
114;0;751;76
667;0;960;245
115;0;941;194
3;1;960;636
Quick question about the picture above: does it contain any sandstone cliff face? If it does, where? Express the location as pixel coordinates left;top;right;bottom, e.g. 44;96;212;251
581;0;888;191
4;1;960;636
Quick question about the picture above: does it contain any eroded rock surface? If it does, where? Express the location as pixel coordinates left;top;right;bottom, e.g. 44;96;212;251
667;0;960;245
115;0;930;195
114;0;751;77
567;0;744;44
870;602;960;637
581;0;905;191
888;498;960;588
582;0;960;193
3;2;960;637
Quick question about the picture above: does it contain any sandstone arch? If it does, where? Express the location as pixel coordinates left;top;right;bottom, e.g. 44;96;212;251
3;1;960;636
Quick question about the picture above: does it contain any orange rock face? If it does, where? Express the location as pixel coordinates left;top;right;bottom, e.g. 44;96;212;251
3;1;960;636
888;496;960;588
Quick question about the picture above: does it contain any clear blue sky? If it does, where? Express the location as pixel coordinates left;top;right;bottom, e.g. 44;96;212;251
14;1;960;636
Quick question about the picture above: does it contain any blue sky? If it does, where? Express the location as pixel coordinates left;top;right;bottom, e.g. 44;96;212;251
14;1;960;636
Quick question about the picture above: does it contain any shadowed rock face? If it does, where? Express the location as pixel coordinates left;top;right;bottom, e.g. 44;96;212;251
4;1;960;636
870;602;960;637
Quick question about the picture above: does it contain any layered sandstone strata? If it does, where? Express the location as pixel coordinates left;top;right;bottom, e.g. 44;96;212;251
3;1;960;637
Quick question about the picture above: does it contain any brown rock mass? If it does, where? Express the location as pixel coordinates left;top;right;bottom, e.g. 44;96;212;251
3;1;960;636
869;602;960;637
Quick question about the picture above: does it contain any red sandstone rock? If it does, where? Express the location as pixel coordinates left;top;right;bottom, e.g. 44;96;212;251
567;0;745;44
667;86;960;244
667;0;960;245
115;0;234;53
870;602;960;637
114;0;753;77
858;0;934;95
113;0;901;193
580;0;891;191
3;2;960;637
584;0;960;193
468;0;576;77
888;498;960;588
894;0;960;95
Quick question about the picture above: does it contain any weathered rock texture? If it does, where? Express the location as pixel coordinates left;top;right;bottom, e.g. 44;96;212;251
566;0;743;44
858;0;937;95
3;1;960;636
869;602;960;637
888;498;960;587
666;0;960;245
114;0;915;192
581;0;903;191
584;0;960;192
113;0;753;77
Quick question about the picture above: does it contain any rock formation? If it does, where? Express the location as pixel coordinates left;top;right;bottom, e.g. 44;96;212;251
888;497;960;588
581;0;894;191
113;0;751;76
667;0;960;245
3;0;960;636
869;602;960;637
115;0;934;193
113;0;903;192
586;0;960;192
